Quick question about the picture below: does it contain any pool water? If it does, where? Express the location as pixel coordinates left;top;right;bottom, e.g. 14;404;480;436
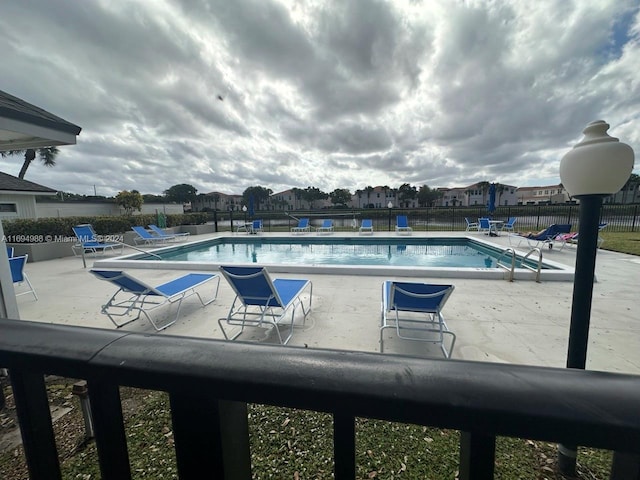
138;237;551;270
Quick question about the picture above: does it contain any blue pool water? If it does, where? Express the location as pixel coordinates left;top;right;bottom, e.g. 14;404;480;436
135;237;554;270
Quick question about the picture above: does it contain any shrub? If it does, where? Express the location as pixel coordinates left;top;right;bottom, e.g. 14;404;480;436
2;213;208;243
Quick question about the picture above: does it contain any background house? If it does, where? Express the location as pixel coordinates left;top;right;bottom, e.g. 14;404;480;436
0;172;57;219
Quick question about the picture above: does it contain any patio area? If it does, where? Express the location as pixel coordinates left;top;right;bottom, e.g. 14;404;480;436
12;230;640;374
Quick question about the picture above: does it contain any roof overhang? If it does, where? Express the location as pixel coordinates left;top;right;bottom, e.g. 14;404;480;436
0;116;78;150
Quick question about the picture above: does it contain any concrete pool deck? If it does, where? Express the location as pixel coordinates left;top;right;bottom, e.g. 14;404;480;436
11;230;640;375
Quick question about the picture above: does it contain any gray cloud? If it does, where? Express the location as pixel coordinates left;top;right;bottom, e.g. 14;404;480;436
0;0;638;197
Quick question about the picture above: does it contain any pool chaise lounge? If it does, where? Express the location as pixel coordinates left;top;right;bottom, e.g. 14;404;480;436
316;219;334;235
90;269;220;331
359;219;374;235
72;224;124;256
381;281;456;358
395;215;413;235
291;218;311;234
148;224;190;242
218;265;313;345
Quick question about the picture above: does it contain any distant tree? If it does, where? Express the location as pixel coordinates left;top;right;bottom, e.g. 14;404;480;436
621;173;640;203
292;187;303;209
1;147;60;179
142;194;165;203
330;188;352;207
164;184;198;203
397;183;417;207
301;186;328;209
477;181;491;206
115;190;143;215
243;186;272;210
417;185;441;207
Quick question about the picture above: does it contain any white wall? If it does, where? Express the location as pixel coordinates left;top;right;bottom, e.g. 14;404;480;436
35;202;184;218
0;194;37;219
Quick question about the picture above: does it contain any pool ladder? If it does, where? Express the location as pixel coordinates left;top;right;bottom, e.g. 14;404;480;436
496;247;543;282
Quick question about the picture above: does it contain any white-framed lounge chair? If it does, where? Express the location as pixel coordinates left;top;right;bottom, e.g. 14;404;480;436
148;224;190;242
567;222;608;248
359;219;374;235
72;224;124;256
477;217;491;234
499;217;517;232
218;266;312;345
291;218;311;234
464;217;479;231
251;219;264;234
511;224;572;250
10;254;37;300
89;269;220;331
380;281;455;358
395;215;412;235
316;219;334;235
131;226;168;246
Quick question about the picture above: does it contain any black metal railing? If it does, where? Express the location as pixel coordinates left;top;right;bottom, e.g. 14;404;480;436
208;204;640;233
2;319;640;479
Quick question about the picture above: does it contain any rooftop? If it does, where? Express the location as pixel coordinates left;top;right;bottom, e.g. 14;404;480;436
12;230;640;374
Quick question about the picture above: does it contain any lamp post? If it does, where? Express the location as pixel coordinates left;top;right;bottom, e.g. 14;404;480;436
387;201;393;231
556;120;634;475
242;205;247;224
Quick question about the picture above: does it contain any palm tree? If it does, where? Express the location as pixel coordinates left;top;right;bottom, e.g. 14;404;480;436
1;147;60;179
477;181;491;206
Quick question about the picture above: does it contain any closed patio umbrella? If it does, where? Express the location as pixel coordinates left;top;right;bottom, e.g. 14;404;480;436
488;183;496;214
248;195;255;218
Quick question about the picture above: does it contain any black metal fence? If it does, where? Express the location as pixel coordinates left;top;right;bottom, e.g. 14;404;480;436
2;319;640;479
210;204;640;233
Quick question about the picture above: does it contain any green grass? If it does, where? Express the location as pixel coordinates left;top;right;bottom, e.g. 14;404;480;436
0;383;615;479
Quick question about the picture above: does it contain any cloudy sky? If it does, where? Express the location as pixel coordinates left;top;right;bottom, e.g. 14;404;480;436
1;0;638;197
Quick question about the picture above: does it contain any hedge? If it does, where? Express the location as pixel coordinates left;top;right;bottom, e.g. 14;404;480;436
2;213;208;243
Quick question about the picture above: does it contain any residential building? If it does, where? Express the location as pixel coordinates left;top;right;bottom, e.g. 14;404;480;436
0;172;57;219
192;192;244;212
436;183;518;207
516;185;570;205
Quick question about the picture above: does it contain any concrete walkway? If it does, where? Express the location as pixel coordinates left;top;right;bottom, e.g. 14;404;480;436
12;231;640;374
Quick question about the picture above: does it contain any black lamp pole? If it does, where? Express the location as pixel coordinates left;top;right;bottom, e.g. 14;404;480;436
557;194;602;474
388;202;393;231
556;120;634;475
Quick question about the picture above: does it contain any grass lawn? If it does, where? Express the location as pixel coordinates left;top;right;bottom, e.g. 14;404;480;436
1;382;614;479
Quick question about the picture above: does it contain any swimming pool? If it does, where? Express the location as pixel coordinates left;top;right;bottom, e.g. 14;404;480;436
94;234;574;281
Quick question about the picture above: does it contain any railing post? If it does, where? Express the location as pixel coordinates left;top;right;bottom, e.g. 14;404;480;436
611;452;640;479
333;412;355;479
10;369;62;480
170;394;251;480
213;209;218;232
459;431;495;480
88;380;132;480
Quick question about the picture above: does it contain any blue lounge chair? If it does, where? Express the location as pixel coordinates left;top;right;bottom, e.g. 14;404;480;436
218;266;312;345
251;219;264;234
6;246;14;258
10;254;37;300
316;219;334;235
464;217;479;231
513;224;572;249
359;219;374;235
380;281;455;358
148;224;190;242
500;217;517;232
72;224;123;256
395;215;413;235
478;217;491;234
131;226;168;246
291;218;310;234
89;269;220;331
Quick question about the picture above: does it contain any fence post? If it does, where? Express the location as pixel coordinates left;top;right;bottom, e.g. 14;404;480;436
213;210;218;232
633;205;638;233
